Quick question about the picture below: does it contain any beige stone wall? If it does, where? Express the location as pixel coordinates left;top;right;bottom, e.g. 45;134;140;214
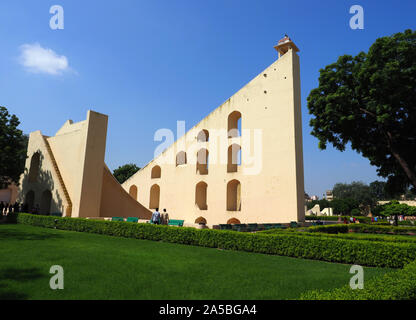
18;42;305;225
0;183;18;204
99;166;152;219
18;130;70;215
379;200;416;207
19;110;153;219
123;47;305;225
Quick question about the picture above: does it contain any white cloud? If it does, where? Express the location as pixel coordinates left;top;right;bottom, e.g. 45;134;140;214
19;43;72;75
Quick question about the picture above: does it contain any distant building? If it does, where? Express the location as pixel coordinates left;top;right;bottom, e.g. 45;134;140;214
310;195;319;201
326;190;334;201
0;182;18;204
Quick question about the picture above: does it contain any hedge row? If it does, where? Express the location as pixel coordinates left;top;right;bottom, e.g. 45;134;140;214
306;215;373;223
348;223;416;235
10;213;416;268
261;226;416;244
281;223;416;235
300;259;416;300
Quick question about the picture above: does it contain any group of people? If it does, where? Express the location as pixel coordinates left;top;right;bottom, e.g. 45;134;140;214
151;208;169;225
343;216;362;224
0;201;21;216
0;201;39;217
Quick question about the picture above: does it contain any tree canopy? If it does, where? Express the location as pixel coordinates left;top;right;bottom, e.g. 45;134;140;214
373;200;416;217
113;163;140;184
332;181;375;208
308;29;416;194
0;106;28;187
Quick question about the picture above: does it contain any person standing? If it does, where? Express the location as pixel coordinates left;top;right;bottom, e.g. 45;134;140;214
151;208;161;225
162;208;169;225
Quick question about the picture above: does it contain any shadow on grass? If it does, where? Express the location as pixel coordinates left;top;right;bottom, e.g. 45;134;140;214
0;228;62;241
0;267;47;300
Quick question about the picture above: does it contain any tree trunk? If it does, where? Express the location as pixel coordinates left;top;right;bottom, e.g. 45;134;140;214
386;131;416;190
390;148;416;190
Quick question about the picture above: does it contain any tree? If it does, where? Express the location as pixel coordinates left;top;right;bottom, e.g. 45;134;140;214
0;106;28;187
308;30;416;194
113;163;140;184
332;181;375;207
369;181;388;200
331;198;360;215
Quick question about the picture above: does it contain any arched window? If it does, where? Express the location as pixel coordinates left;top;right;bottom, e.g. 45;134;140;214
227;144;241;173
28;152;40;183
195;217;207;224
149;184;160;209
26;190;35;211
227;179;241;211
40;190;52;215
176;151;187;166
195;181;208;210
196;148;209;175
197;129;209;142
227;218;241;224
151;165;161;179
228;111;241;138
129;185;138;200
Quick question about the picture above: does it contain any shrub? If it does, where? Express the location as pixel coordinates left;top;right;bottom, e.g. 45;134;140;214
348;223;416;235
300;259;416;300
305;215;373;223
305;225;349;234
10;213;416;268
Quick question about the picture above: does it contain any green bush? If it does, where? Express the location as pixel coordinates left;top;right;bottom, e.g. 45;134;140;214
304;225;349;234
300;259;416;300
348;223;416;235
292;222;416;236
305;215;373;223
10;213;416;268
265;229;416;244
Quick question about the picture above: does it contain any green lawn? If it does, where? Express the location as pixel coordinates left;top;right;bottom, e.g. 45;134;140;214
0;224;391;300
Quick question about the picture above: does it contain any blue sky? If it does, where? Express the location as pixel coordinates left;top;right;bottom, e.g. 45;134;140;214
1;0;415;197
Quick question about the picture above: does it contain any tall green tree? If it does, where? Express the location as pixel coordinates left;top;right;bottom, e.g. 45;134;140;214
332;181;375;207
369;180;388;200
0;106;27;187
308;29;416;193
113;163;140;184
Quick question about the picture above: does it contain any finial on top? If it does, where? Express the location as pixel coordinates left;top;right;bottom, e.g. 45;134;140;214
274;35;299;58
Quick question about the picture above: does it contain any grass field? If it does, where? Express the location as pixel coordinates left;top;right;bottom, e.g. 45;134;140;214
0;224;391;300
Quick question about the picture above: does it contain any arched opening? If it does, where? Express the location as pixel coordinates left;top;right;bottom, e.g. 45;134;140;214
195;216;207;224
151;165;161;179
149;184;160;209
227;218;241;224
228;111;242;138
227;144;241;173
227;179;241;211
176;151;187;166
26;190;35;211
40;190;52;215
129;185;138;200
195;181;208;210
196;148;209;175
28;152;40;183
197;129;209;142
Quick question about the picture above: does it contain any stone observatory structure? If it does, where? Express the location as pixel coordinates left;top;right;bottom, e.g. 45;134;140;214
18;36;304;227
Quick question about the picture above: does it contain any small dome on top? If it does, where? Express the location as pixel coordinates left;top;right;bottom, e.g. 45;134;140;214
274;34;299;58
278;34;291;44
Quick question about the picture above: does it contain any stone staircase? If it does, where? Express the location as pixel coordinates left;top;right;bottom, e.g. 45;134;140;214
43;136;72;217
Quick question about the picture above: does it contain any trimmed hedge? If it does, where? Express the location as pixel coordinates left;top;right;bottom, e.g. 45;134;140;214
300;259;416;300
306;215;373;223
277;223;416;236
9;213;416;268
348;223;416;235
